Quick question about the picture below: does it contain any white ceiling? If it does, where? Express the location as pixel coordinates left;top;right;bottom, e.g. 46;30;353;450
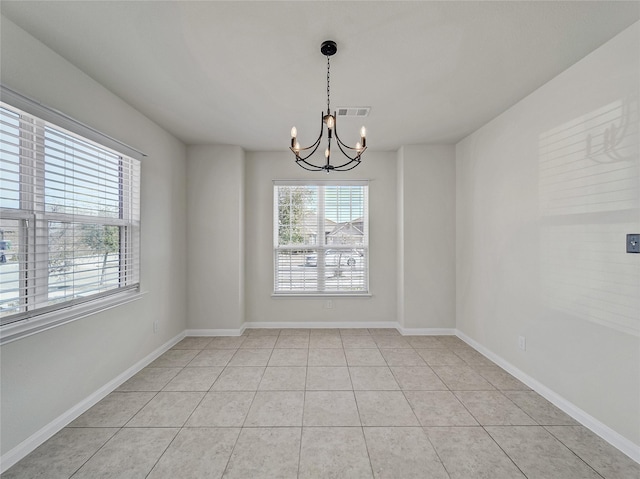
1;1;638;151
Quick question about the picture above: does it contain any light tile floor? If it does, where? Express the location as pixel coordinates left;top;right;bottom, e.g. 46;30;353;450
3;329;639;479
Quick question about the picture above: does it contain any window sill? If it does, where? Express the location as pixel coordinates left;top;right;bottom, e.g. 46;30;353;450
0;290;146;345
272;293;372;298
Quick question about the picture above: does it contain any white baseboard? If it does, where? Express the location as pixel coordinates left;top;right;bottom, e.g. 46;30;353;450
455;330;640;464
398;327;457;336
242;320;400;330
185;328;244;337
186;323;456;336
0;331;185;474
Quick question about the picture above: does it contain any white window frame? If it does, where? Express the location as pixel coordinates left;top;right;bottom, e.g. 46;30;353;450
273;179;369;296
0;86;144;344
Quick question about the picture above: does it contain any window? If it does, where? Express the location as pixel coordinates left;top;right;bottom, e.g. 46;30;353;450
0;100;141;333
274;180;368;295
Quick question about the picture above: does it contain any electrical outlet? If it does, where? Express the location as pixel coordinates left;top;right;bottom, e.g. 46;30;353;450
153;320;159;333
324;300;333;309
627;234;640;253
518;336;526;351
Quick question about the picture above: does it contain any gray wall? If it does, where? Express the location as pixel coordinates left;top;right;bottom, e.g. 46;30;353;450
244;151;398;325
184;148;458;329
187;145;245;331
397;145;456;330
456;23;639;446
0;16;188;455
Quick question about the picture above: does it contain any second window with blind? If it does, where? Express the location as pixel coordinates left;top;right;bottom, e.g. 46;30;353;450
0;101;141;328
274;181;369;295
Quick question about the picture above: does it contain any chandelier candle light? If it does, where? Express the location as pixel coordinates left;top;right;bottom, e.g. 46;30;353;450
290;40;367;172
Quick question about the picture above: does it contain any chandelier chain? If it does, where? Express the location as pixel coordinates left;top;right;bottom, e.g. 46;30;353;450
326;55;331;114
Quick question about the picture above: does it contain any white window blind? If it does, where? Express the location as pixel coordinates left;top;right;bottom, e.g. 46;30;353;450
274;180;368;295
0;101;141;327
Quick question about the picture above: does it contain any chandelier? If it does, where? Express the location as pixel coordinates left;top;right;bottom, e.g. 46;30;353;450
290;40;367;172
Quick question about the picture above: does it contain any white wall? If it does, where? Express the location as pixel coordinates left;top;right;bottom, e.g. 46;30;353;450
187;145;245;330
456;22;639;448
244;151;398;324
397;145;456;330
0;16;188;456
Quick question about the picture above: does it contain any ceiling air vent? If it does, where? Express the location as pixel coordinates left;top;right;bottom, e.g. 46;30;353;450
336;107;370;117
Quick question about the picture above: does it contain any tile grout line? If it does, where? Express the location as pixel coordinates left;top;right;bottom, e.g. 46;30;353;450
66;427;119;479
407;338;483;479
219;356;261;477
422;429;454;479
481;425;536;479
145;343;216;478
344;358;376;478
542;426;607;479
296;350;308;479
142;427;181;478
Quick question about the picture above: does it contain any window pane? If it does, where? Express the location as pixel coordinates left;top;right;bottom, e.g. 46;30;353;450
48;222;121;304
275;249;319;292
275;247;368;293
325;186;365;222
0;108;21;209
0;218;23;317
323;248;367;292
277;185;317;246
44;128;121;218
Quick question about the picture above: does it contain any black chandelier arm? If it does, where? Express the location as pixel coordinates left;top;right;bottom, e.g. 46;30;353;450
335;138;367;163
295;159;327;171
332;114;366;160
295;152;362;172
296;158;361;172
322;156;361;171
289;136;322;162
335;134;364;152
335;159;362;171
290;112;326;162
327;154;361;170
336;139;367;161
